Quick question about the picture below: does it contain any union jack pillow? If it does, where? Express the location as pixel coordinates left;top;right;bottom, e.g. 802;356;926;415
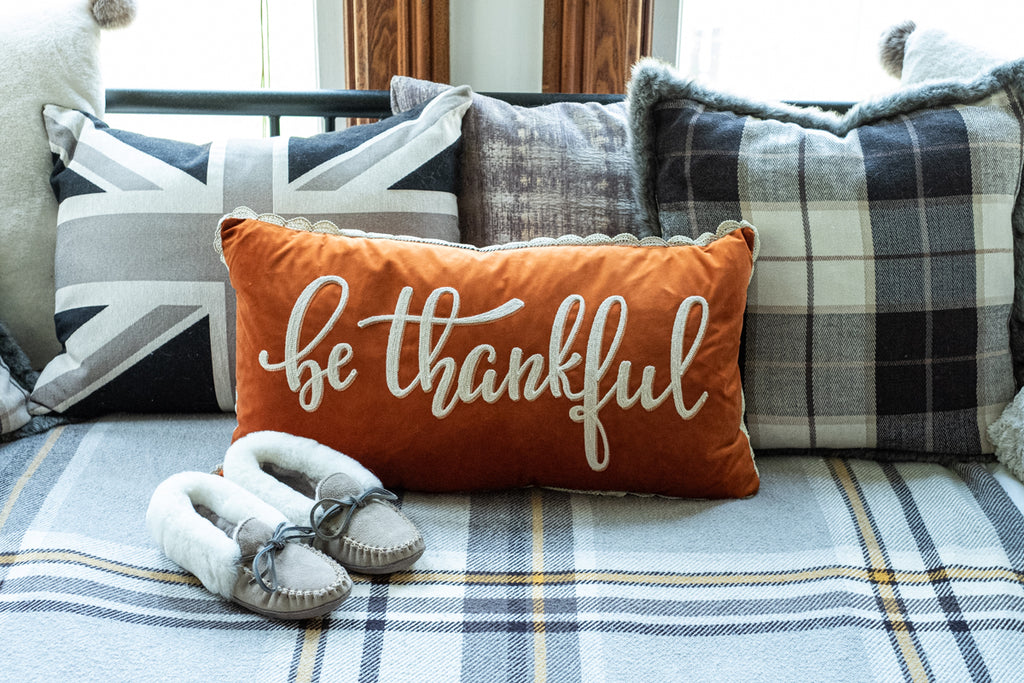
31;87;471;417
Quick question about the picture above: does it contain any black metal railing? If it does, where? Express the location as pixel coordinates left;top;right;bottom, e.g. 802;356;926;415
104;88;852;136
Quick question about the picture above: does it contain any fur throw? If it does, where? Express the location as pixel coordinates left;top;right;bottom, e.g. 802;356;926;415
989;390;1024;483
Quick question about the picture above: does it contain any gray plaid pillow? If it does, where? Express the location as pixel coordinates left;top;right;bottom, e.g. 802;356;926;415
390;76;651;245
629;58;1024;459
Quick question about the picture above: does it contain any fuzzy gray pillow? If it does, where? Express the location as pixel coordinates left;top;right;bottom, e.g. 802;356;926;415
390;76;651;246
1;321;65;440
878;21;1013;85
0;0;136;370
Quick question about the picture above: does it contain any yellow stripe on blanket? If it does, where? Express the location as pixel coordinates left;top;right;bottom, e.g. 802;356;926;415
0;549;200;585
0;426;64;535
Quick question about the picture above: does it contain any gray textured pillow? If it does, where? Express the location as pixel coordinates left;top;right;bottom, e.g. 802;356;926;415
390;76;650;246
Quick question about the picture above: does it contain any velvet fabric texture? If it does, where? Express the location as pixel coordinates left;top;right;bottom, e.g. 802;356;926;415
219;209;760;497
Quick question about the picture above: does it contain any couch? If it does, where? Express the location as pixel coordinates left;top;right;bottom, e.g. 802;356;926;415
3;5;1024;681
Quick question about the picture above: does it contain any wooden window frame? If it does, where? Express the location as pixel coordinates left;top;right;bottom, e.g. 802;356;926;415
543;0;654;94
342;0;652;96
343;0;449;92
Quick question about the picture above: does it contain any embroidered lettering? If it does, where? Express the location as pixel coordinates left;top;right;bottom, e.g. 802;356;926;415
258;276;357;411
263;280;711;472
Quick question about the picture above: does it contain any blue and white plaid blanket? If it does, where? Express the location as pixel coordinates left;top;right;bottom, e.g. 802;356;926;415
2;414;1023;681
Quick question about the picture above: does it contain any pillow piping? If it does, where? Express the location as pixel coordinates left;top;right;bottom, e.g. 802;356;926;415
219;206;760;257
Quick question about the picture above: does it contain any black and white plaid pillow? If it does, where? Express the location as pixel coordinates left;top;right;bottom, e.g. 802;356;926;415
629;58;1024;459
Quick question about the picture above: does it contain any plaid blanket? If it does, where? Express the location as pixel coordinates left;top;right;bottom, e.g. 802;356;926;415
2;414;1023;681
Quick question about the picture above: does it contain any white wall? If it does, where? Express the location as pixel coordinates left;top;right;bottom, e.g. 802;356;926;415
449;0;545;91
447;0;679;92
315;0;347;89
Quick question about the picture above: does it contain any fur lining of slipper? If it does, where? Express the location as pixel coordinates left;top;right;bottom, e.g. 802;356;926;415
223;431;384;525
146;471;287;599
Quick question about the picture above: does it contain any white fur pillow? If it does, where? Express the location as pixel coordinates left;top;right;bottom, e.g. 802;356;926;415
879;20;1017;85
0;0;134;368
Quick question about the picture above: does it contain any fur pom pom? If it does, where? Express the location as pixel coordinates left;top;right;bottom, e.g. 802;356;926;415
91;0;136;29
879;20;916;78
988;388;1024;482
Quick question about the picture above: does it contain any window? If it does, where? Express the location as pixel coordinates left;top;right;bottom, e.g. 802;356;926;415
100;0;322;141
675;0;1024;102
99;0;1024;141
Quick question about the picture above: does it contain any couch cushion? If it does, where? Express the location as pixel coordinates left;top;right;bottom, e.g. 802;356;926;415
390;76;650;246
219;208;760;497
629;58;1024;459
0;0;106;367
30;88;471;417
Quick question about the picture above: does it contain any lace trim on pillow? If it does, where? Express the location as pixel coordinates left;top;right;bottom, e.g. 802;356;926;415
217;206;758;264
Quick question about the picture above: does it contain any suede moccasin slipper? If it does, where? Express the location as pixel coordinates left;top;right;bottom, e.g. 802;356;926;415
222;431;425;574
147;471;352;620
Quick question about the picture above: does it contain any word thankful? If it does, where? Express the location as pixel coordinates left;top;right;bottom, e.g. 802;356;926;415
258;276;711;472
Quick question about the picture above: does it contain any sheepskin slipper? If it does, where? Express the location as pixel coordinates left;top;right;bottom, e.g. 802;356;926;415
146;471;352;620
223;431;425;574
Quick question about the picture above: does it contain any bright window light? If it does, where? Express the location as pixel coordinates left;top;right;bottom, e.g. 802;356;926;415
100;0;319;141
676;0;1024;103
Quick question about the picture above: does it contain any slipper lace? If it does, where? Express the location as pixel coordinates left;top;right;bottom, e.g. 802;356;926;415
251;522;317;592
309;488;398;541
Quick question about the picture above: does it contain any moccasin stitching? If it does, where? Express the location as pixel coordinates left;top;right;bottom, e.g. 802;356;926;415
240;567;349;599
335;535;423;554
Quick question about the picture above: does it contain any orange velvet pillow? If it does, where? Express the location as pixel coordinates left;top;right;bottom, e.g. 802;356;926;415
219;209;760;497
